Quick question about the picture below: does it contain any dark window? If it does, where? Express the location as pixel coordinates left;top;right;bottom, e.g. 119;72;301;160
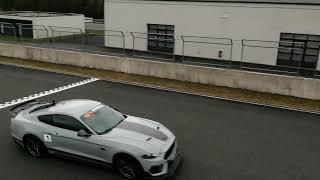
52;114;87;132
277;33;320;70
38;115;54;126
147;24;174;53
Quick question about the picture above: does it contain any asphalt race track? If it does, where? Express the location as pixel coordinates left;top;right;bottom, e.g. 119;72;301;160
1;64;320;180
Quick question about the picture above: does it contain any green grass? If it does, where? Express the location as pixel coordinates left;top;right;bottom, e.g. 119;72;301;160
0;35;19;42
0;35;50;43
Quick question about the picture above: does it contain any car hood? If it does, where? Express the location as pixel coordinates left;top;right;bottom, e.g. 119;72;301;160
101;115;175;154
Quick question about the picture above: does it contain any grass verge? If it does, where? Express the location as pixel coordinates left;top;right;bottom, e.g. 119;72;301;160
0;56;320;113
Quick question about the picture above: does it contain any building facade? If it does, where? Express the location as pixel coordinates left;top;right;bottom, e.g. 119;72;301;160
105;0;320;71
0;11;85;39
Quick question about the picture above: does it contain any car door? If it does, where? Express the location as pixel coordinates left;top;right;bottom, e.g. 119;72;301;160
42;114;107;162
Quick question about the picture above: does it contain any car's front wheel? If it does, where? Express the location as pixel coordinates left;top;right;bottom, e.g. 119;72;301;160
23;136;47;158
114;154;143;179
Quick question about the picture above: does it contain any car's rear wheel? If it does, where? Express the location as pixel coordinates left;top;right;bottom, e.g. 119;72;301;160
114;154;143;179
23;136;47;158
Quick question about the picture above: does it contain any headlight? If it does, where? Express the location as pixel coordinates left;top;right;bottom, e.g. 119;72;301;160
141;153;160;159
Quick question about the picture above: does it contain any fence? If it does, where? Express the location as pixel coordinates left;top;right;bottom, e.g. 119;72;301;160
49;26;85;51
130;32;176;61
48;26;126;56
18;24;49;47
181;36;233;67
0;22;17;42
0;21;319;78
241;39;320;77
85;29;125;55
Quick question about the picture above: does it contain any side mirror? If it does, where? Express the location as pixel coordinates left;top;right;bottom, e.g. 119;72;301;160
77;129;91;137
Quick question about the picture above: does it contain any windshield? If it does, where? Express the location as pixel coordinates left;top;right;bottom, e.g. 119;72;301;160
80;105;126;135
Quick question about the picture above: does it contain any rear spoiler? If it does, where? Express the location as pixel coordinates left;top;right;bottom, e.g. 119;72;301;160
10;100;39;118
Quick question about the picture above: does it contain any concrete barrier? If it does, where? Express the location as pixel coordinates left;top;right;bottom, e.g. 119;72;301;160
1;43;320;100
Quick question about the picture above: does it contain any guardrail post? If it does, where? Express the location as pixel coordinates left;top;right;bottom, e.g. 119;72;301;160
42;25;50;47
130;32;135;55
240;39;245;69
17;24;23;43
229;39;233;67
11;24;17;42
120;31;126;55
48;26;55;48
173;37;176;61
79;28;85;50
181;35;185;63
12;27;16;42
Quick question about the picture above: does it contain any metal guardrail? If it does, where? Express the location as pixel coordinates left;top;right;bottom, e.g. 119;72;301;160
181;35;233;66
85;29;125;55
47;27;127;56
0;23;319;78
17;24;49;46
130;32;176;61
0;22;17;42
0;22;15;29
241;39;320;77
48;26;85;50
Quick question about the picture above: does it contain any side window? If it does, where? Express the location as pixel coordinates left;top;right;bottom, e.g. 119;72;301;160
38;115;54;126
52;114;87;132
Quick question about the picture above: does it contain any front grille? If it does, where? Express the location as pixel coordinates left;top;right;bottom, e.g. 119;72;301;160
164;140;175;159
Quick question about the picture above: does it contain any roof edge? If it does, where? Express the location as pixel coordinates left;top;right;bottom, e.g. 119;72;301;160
114;0;320;6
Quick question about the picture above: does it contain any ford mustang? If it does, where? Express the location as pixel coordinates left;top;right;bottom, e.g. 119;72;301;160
10;99;181;179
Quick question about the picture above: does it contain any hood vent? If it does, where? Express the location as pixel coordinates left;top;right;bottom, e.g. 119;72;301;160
116;121;168;141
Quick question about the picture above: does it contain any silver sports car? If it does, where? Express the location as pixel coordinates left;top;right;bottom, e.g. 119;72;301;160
10;99;181;179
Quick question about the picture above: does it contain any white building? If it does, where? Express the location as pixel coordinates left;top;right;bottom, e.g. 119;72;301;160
105;0;320;71
0;11;85;39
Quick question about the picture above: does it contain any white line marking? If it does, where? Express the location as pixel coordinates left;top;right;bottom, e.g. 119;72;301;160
0;78;99;110
0;61;318;115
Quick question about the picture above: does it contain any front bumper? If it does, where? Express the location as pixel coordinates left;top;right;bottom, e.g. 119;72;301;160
144;153;182;179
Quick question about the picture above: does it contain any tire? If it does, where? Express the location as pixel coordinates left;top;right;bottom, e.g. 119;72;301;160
114;154;143;179
23;136;47;158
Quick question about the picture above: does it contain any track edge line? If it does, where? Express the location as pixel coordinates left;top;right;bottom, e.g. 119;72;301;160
0;61;319;115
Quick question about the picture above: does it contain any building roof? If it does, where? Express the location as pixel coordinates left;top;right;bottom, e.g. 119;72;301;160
148;0;320;5
0;11;81;18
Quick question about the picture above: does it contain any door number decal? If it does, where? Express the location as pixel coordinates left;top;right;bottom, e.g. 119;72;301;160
43;134;52;142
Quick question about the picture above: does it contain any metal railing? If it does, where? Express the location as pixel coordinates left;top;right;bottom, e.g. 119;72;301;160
17;24;49;47
48;26;85;51
181;35;233;66
84;29;126;55
0;22;17;42
130;32;176;61
0;23;319;78
241;39;320;77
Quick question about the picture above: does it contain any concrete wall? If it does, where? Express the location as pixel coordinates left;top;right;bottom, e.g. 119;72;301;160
1;42;320;100
105;0;320;68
